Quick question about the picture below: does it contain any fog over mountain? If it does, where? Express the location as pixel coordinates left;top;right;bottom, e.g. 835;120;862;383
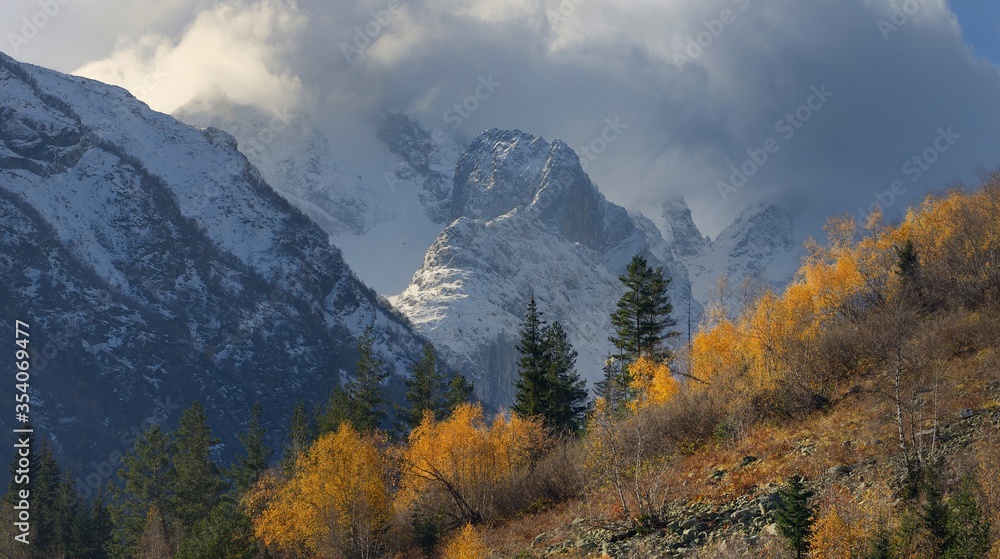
3;0;998;240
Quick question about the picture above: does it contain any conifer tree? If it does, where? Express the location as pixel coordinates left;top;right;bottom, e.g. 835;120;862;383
170;401;225;534
284;399;315;471
943;476;991;559
542;321;589;434
444;375;475;417
609;255;679;363
230;402;271;495
32;443;70;555
70;486;112;559
176;501;260;559
775;475;816;559
512;297;588;433
595;353;628;416
111;424;175;557
400;344;474;432
350;322;390;431
402;345;444;429
320;322;390;433
512;295;548;420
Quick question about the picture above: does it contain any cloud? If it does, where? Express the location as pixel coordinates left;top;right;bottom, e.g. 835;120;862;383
74;0;305;113
49;0;1000;237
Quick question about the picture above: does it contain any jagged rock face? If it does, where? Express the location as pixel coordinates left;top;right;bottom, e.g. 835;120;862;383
0;52;424;476
680;200;799;307
376;112;458;224
660;195;709;259
392;129;690;407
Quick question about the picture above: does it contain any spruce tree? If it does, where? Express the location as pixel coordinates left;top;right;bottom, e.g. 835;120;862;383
111;424;175;557
230;402;271;495
943;476;991;559
318;322;391;434
175;500;260;559
400;344;474;431
443;374;474;416
70;486;113;559
512;295;548;419
401;344;444;429
609;255;679;363
33;443;69;555
350;322;390;431
170;401;225;534
512;297;588;433
542;321;589;434
775;475;815;559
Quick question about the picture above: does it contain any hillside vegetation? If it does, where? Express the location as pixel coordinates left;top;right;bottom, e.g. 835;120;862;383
3;174;998;559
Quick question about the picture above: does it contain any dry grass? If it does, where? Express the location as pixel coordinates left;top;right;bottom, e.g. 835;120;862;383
466;303;1000;558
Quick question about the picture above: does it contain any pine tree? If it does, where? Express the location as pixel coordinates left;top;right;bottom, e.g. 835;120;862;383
230;402;271;495
111;424;175;557
400;344;474;432
609;255;679;363
512;298;588;433
321;322;391;433
943;476;991;559
512;295;548;419
444;374;474;416
175;500;260;559
350;322;391;431
170;401;225;534
542;321;589;434
775;475;815;559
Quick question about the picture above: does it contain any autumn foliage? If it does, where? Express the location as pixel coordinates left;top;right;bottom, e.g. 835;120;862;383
626;356;680;411
440;523;491;559
254;424;393;559
400;403;549;526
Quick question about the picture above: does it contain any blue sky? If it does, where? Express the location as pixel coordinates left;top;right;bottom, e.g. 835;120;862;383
951;1;1000;63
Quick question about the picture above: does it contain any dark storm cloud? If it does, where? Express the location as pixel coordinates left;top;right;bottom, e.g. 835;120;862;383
7;0;999;236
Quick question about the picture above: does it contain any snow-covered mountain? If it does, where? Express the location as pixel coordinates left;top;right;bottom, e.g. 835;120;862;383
175;98;464;295
390;129;691;405
171;86;799;410
677;200;800;308
0;52;426;468
174;89;383;237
